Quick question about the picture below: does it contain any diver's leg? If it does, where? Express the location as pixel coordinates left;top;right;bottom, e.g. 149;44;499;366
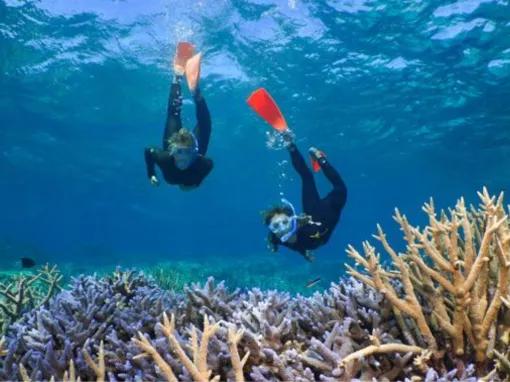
162;76;183;150
289;144;320;213
192;88;211;155
320;157;347;210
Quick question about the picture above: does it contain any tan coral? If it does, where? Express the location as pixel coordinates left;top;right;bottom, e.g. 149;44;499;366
83;340;106;382
345;188;510;368
0;336;6;357
134;313;252;382
62;359;81;382
227;326;250;382
19;363;31;382
339;330;424;367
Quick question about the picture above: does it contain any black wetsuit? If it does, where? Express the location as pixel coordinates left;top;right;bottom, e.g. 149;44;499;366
268;144;347;258
144;79;213;188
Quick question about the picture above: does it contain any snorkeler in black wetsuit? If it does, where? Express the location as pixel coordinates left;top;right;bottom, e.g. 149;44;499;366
263;141;347;261
144;43;213;191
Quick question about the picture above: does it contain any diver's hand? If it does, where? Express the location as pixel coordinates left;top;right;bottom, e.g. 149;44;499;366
150;176;160;187
267;238;278;253
303;251;315;262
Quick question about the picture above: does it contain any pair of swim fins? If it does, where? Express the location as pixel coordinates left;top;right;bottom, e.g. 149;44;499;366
178;42;323;171
174;42;201;93
247;88;324;172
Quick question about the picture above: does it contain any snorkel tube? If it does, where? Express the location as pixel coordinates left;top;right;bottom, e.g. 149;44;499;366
280;198;298;243
191;132;199;154
183;133;199;167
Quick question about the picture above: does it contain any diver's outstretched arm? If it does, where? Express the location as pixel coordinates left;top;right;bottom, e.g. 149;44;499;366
162;77;183;150
193;89;212;156
144;147;159;179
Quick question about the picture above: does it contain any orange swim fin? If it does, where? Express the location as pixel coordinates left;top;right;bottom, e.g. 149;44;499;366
174;42;195;74
246;88;288;133
185;53;202;93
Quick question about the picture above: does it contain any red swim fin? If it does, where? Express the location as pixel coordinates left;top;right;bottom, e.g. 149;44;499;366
174;42;195;74
185;53;202;93
246;88;288;132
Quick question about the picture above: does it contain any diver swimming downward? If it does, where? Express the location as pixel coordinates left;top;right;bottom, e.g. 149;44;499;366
144;42;213;191
248;88;348;262
263;136;347;262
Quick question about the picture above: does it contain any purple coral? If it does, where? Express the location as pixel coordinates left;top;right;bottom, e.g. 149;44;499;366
0;270;484;381
0;270;176;381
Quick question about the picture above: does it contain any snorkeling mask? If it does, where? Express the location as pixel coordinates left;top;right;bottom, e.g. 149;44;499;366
268;198;298;243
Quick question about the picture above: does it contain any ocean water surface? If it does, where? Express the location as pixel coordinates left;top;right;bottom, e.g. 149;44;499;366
0;0;509;288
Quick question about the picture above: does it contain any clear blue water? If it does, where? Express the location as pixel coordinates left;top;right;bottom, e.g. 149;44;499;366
0;0;509;285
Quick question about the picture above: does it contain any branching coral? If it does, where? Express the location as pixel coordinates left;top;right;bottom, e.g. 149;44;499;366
134;312;252;382
0;264;62;334
346;188;510;375
0;271;176;381
228;326;250;382
3;270;401;381
184;277;240;322
62;359;77;382
0;337;6;357
134;313;223;382
339;329;423;367
133;311;253;382
83;340;105;382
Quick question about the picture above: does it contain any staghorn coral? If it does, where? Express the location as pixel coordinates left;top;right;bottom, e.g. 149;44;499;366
184;277;240;322
0;337;6;357
0;270;178;381
82;340;106;382
1;270;408;381
133;313;245;382
0;265;62;334
346;188;510;377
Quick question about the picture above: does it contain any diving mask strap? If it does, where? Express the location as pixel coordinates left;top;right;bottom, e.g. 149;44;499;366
280;198;298;243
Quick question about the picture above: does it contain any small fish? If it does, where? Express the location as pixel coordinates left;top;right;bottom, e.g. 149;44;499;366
20;257;36;268
305;277;321;288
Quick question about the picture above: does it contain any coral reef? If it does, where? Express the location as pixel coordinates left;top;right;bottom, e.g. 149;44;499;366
0;269;177;381
1;189;509;381
346;188;510;378
0;271;432;381
0;265;62;334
